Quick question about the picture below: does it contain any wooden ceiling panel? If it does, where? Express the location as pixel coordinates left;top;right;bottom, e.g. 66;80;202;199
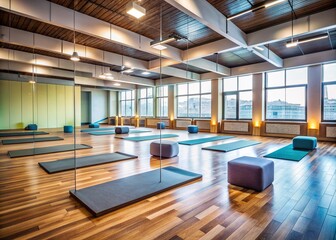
48;0;224;50
0;10;159;61
208;0;336;33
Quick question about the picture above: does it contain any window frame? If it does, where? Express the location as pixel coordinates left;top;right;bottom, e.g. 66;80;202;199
222;75;253;120
265;68;308;121
156;85;168;118
176;81;211;118
321;63;336;122
138;87;154;117
119;90;135;117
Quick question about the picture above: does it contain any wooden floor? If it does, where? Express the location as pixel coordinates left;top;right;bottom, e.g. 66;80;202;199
0;127;335;239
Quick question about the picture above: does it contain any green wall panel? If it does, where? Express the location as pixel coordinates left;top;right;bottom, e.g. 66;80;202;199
56;85;66;127
75;86;81;126
9;81;22;129
47;84;57;128
0;81;10;129
65;86;74;125
21;82;34;127
36;84;48;128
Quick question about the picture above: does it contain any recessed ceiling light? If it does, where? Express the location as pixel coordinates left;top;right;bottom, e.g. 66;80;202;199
114;83;121;86
142;71;151;75
126;2;146;19
254;46;264;51
151;43;167;50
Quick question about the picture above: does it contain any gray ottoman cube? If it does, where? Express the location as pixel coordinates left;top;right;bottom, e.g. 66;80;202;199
228;156;274;191
150;140;179;158
115;126;130;134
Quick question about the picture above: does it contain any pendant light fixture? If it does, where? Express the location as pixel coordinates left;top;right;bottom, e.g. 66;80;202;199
126;1;146;19
70;0;80;62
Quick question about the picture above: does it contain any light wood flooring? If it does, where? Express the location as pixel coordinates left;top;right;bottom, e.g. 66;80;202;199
0;127;335;239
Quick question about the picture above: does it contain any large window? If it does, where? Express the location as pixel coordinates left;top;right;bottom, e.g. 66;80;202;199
265;67;307;120
119;90;135;117
322;63;336;121
176;81;211;118
223;75;252;119
138;87;153;117
156;85;168;117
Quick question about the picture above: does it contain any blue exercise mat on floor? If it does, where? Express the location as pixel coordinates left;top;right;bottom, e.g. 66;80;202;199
88;129;152;136
202;140;260;152
264;144;312;161
178;136;234;145
116;134;179;142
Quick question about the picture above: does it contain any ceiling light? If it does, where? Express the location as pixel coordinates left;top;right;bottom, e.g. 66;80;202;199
151;43;167;50
142;71;150;75
227;0;285;20
70;51;80;61
265;0;286;8
114;83;121;86
254;46;264;51
150;33;183;50
286;34;328;48
29;80;36;84
123;69;134;73
126;2;146;19
104;72;113;76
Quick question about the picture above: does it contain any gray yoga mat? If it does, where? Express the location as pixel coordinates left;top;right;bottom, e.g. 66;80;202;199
88;129;152;136
80;126;135;132
202;140;260;152
2;136;64;145
8;144;92;158
115;134;179;142
0;131;49;137
70;166;202;217
39;152;138;173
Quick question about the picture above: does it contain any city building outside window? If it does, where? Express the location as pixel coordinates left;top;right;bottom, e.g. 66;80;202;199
156;85;168;117
223;75;252;120
119;90;135;117
176;81;211;118
265;67;307;121
138;87;153;117
322;62;336;121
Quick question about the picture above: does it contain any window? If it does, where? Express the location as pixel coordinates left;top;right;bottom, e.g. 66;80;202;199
156;85;168;117
223;75;252;119
265;67;307;120
176;81;211;118
119;90;135;117
322;63;336;121
138;87;153;117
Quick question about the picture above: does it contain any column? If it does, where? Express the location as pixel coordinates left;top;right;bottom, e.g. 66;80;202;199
252;73;263;135
211;78;222;133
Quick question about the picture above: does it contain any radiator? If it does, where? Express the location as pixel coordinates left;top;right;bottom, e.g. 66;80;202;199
223;122;249;132
266;123;300;135
123;118;131;125
175;119;192;128
195;120;210;130
146;118;169;127
326;126;336;138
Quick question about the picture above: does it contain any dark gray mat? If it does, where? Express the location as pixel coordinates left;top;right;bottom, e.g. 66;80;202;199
8;144;92;158
39;152;138;174
70;166;202;217
2;136;64;145
116;134;179;142
0;131;49;137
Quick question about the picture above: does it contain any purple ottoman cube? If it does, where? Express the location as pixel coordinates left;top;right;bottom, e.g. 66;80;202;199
150;140;179;158
228;156;274;191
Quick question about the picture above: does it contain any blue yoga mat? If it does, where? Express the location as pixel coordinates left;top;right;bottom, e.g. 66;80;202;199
264;144;311;161
178;136;234;145
88;129;152;136
202;140;260;152
116;134;179;142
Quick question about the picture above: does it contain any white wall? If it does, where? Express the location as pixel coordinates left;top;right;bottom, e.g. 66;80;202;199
90;89;108;123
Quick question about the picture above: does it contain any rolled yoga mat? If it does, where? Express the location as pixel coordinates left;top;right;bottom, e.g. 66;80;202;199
39;152;138;173
8;144;92;158
2;136;64;145
0;131;49;137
